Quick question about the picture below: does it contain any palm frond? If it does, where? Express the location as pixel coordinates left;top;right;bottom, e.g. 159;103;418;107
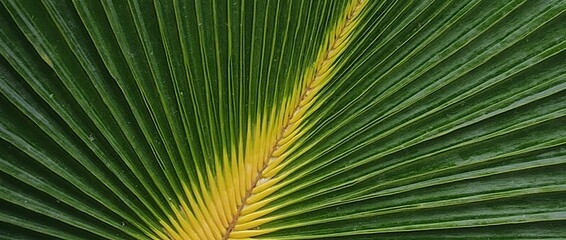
1;0;565;239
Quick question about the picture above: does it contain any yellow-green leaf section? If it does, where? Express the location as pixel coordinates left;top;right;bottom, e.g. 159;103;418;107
159;1;368;239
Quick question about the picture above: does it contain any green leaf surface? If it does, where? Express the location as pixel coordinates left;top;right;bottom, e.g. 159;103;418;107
1;0;565;239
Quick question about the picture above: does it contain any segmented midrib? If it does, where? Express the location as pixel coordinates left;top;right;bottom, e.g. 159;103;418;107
224;1;366;238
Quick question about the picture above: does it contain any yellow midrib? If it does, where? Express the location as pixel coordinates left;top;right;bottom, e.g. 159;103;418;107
224;1;367;239
157;1;366;239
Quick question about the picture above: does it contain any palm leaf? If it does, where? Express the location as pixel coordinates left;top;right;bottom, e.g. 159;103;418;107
1;0;565;239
